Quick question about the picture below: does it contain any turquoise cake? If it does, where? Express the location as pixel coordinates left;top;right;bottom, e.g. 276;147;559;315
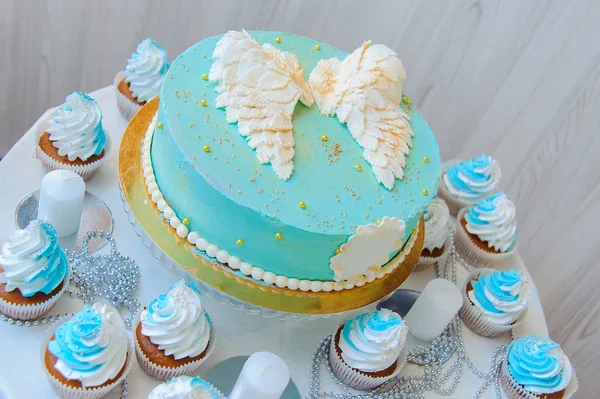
142;31;441;291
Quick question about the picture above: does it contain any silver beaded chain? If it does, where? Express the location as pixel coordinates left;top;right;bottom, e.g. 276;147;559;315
0;230;139;398
307;226;507;399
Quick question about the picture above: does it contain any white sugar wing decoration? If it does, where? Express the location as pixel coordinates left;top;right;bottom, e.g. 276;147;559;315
330;217;406;282
308;41;413;190
209;30;314;180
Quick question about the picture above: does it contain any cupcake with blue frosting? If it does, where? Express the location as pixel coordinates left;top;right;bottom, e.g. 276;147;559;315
455;191;518;268
459;268;530;337
38;92;109;180
416;197;450;270
501;335;577;399
42;303;132;399
134;280;215;381
148;376;225;399
0;220;69;320
329;308;408;390
438;155;501;215
115;38;169;120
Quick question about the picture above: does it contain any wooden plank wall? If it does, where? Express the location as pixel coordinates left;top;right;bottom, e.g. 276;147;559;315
1;0;598;395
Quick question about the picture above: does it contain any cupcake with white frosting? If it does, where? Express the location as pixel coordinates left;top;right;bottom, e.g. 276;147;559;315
115;38;169;120
37;92;109;180
455;192;518;268
501;335;577;399
416;197;450;271
134;280;215;381
0;220;69;320
329;308;408;390
148;376;225;399
438;155;501;215
459;268;530;337
42;303;133;399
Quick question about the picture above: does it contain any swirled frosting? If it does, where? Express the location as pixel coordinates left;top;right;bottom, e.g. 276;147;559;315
148;376;223;399
0;220;68;297
47;92;106;162
141;280;210;360
469;269;530;324
124;39;169;103
507;335;572;395
465;192;517;252
48;303;128;388
443;155;500;200
339;309;407;373
423;197;449;252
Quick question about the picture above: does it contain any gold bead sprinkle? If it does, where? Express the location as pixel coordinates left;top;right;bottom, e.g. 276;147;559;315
201;99;207;106
299;201;306;209
423;156;429;163
412;228;417;235
157;123;163;129
321;134;328;142
203;145;211;152
355;164;362;171
315;44;321;50
335;248;341;255
376;219;382;225
202;73;208;80
275;37;281;43
422;189;429;195
275;232;283;240
182;218;189;225
236;238;244;246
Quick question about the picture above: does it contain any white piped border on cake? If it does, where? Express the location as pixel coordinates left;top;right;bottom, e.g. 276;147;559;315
141;113;419;292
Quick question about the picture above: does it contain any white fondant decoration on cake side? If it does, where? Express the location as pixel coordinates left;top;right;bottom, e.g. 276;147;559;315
309;41;414;190
330;216;406;282
209;30;314;181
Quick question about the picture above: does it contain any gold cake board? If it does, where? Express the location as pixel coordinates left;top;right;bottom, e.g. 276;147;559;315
118;98;424;315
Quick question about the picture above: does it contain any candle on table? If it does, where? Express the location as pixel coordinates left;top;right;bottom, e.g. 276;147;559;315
37;170;85;237
404;278;463;341
228;352;290;399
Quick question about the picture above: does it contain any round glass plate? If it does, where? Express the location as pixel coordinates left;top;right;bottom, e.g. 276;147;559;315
15;189;113;252
205;356;301;399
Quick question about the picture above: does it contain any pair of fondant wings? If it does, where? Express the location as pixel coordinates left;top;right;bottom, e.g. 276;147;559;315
209;30;413;190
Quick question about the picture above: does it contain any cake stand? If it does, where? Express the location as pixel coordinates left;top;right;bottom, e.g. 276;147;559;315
119;98;425;319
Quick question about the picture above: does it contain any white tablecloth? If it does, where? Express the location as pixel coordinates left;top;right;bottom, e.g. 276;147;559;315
0;86;549;399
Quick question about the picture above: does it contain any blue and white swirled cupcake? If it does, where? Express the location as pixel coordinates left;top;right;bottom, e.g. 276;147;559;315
115;38;169;120
459;268;530;337
329;309;408;390
0;220;69;320
455;191;518;268
416;197;450;270
134;280;215;381
148;376;225;399
38;92;109;180
437;155;501;215
42;303;133;399
500;335;577;399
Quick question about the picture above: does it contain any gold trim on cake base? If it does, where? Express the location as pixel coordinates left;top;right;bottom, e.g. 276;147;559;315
118;98;424;314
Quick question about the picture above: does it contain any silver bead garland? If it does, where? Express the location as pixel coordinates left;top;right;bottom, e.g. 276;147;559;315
0;230;139;398
307;226;507;399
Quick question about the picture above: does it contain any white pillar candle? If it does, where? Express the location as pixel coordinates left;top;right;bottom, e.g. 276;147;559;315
404;278;463;341
37;170;85;237
228;352;290;399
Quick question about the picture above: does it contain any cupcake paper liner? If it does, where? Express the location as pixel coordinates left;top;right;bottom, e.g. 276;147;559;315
454;208;516;269
328;334;408;390
437;160;502;216
0;276;69;321
500;356;578;399
134;312;216;381
34;125;111;181
459;268;527;337
114;72;143;121
415;230;452;272
40;316;134;399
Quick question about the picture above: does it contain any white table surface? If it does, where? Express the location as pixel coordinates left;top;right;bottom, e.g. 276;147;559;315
0;86;549;399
